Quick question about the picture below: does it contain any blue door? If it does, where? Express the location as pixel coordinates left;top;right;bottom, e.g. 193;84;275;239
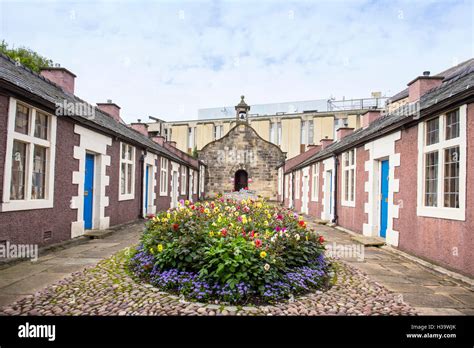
145;165;150;215
84;154;94;229
379;160;389;238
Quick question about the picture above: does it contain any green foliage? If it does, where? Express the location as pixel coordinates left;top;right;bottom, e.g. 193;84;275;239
0;40;54;72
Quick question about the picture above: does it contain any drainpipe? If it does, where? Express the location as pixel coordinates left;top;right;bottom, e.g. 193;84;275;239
332;154;339;224
187;166;191;201
139;150;146;218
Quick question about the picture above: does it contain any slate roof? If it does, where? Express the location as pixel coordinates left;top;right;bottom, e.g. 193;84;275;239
387;58;474;103
0;53;198;169
294;60;474;171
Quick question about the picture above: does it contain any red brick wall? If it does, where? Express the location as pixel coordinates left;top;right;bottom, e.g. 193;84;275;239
0;94;79;246
336;146;368;233
393;103;474;277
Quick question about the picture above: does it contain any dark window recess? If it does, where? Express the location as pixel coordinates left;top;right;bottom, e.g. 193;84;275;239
43;231;52;241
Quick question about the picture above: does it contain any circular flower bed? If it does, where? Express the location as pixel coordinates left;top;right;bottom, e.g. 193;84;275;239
128;198;330;304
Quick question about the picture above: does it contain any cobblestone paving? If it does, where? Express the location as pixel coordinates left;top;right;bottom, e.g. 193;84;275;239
0;250;416;316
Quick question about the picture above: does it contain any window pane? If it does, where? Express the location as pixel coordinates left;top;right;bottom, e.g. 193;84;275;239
15;104;29;135
121;163;126;194
425;118;439;145
34;112;49;140
424;151;438;206
350;150;355;165
31;146;47;199
127;163;133;194
308;121;314;144
350;168;355;201
344;170;349;201
121;144;126;160
444;146;459;208
10;141;27;200
127;146;132;161
445;110;459;140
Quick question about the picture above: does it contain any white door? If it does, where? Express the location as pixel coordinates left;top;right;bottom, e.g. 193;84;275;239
171;171;178;208
302;170;309;214
323;170;333;220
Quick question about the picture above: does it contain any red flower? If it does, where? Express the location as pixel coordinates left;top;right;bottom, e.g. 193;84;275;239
276;214;283;220
250;230;255;238
221;228;227;237
255;239;262;248
298;220;306;227
146;214;155;220
319;236;325;244
172;223;179;231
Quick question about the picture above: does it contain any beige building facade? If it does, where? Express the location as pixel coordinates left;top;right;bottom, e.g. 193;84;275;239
147;96;386;159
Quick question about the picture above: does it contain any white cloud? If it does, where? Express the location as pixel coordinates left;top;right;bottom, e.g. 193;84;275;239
0;0;472;122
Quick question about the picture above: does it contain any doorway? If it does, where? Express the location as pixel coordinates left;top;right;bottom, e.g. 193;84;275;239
379;160;389;238
84;153;94;229
234;170;248;191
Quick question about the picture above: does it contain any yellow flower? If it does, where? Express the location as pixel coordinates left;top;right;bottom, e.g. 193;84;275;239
256;202;262;208
267;214;271;219
212;222;217;227
260;251;267;258
209;231;214;237
298;215;304;221
157;244;163;252
185;200;190;206
204;208;210;214
167;213;171;219
306;235;309;241
149;247;155;254
264;220;269;226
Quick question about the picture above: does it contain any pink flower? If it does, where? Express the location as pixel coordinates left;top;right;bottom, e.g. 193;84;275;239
255;239;262;248
276;214;283;220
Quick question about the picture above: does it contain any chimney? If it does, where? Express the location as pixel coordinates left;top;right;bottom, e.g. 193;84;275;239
336;127;354;141
168;141;177;148
97;100;121;122
320;138;333;149
130;119;149;136
407;71;444;103
152;135;165;146
40;67;76;94
361;110;382;128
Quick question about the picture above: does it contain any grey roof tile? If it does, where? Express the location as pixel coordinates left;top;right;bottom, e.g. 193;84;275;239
0;54;197;169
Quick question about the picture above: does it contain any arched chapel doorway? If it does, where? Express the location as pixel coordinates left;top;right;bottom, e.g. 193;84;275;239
234;170;248;191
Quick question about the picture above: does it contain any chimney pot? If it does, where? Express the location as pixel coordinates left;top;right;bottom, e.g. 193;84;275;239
407;75;444;103
361;110;382;128
320;138;334;149
336;127;354;141
97;101;121;122
423;71;430;76
40;67;76;94
130;122;149;136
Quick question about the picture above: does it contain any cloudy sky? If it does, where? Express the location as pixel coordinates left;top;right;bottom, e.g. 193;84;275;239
0;0;472;123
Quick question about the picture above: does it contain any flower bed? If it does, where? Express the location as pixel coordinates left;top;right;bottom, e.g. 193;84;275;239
128;198;330;304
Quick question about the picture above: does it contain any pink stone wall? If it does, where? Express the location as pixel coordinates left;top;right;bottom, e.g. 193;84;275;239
336;147;368;234
394;103;474;276
0;94;79;246
307;162;324;219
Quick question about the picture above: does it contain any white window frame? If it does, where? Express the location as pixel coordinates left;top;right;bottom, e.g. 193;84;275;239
295;170;300;199
119;143;135;201
284;174;289;199
311;162;320;202
341;149;356;207
159;157;168;196
180;165;187;195
1;98;57;212
417;105;466;220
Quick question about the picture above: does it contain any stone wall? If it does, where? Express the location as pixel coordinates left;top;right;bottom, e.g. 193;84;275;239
199;123;286;200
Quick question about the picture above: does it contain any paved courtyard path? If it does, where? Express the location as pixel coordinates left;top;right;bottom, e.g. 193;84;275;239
0;221;143;308
309;221;474;315
0;217;472;315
